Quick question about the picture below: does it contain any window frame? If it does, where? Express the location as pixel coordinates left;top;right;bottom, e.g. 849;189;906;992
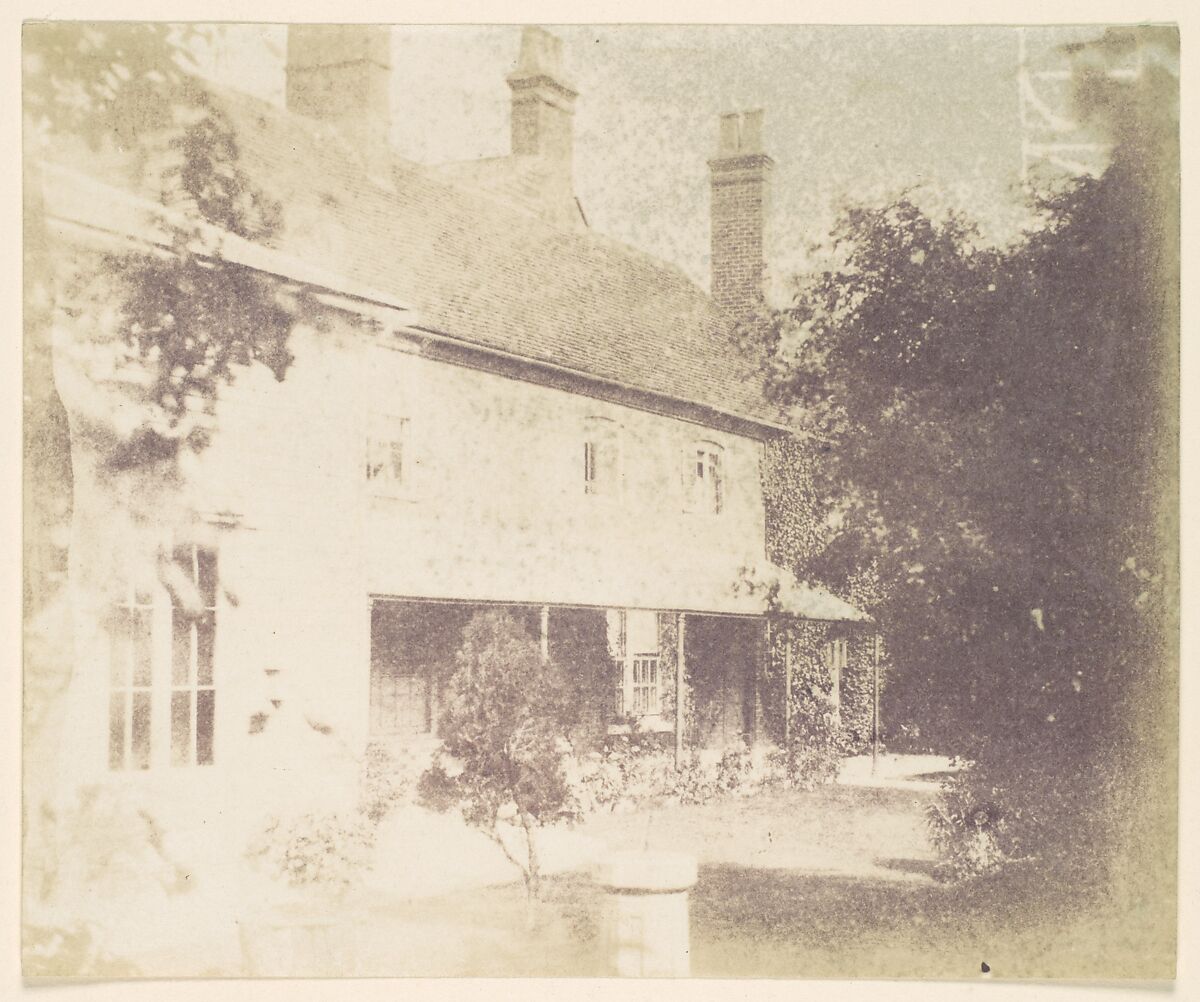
608;609;663;720
682;439;725;515
169;543;218;768
108;580;155;771
366;412;414;498
583;416;623;501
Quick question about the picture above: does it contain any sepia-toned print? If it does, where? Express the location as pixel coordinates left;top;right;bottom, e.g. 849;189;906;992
22;22;1178;980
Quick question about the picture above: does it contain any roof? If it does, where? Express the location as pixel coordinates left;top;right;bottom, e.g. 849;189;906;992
49;83;780;429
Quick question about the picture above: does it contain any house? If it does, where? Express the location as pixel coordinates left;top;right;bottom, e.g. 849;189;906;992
34;25;873;814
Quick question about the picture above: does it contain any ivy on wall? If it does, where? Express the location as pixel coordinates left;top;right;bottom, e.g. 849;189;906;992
759;433;890;753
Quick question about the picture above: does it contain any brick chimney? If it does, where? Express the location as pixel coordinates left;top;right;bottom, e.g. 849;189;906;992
285;25;392;182
506;27;577;197
708;110;774;317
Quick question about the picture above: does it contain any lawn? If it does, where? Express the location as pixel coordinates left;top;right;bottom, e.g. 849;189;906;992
139;759;1174;979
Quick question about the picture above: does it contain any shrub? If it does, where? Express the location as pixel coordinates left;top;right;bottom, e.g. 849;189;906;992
715;746;756;795
774;691;846;790
246;811;374;891
418;610;582;898
357;740;421;824
925;769;1011;880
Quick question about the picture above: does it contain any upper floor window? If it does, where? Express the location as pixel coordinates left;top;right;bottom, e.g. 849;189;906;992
683;441;724;515
583;417;622;498
367;413;411;495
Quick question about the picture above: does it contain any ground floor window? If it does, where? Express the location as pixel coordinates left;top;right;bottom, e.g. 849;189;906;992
170;544;217;766
106;542;218;770
607;609;662;718
108;582;154;770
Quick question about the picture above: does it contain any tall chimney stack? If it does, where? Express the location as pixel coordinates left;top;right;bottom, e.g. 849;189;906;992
285;25;392;182
506;27;577;198
708;110;774;317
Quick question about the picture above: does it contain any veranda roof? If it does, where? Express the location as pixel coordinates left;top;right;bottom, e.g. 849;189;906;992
736;561;874;623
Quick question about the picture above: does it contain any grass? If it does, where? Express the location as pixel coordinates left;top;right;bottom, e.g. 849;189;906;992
348;780;1173;980
141;770;1178;979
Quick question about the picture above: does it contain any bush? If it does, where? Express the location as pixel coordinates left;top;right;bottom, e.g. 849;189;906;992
418;610;582;897
358;740;421;824
925;769;1012;880
774;692;846;790
246;811;374;891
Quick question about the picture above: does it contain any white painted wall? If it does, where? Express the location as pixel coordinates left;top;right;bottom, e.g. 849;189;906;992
61;311;771;792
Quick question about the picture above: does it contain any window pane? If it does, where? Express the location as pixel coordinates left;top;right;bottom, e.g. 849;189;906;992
131;691;152;769
109;609;131;687
171;691;192;766
132;608;153;687
197;547;218;607
196;612;215;686
108;692;126;770
196;690;215;765
172;611;192;686
626;610;658;656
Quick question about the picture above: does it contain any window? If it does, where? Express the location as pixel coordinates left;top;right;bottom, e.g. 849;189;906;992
583;417;621;497
823;637;849;709
108;581;154;770
683;441;724;514
366;414;411;494
171;545;217;766
608;609;662;717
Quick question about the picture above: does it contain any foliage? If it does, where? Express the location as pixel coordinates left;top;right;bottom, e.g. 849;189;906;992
246;811;374;891
754;27;1178;878
29;785;190;910
418;611;583;897
773;690;846;790
25;23;297;471
925;768;1013;880
358;740;419;824
23;922;140;978
548;607;621;754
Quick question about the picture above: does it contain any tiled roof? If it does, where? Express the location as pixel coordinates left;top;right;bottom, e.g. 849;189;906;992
63;86;780;428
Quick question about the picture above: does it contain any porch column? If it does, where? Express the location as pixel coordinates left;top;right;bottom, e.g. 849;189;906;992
539;605;550;662
674;613;687;769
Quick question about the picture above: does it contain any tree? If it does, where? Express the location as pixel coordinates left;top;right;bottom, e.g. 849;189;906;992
23;25;303;733
419;611;582;898
22;25;309;942
755;26;1177;875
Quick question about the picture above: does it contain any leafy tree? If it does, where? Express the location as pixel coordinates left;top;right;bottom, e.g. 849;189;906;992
755;26;1177;876
23;25;303;724
419;611;582;898
22;24;308;923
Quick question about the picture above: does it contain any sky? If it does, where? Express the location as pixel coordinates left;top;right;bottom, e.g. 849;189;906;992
191;23;1113;300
